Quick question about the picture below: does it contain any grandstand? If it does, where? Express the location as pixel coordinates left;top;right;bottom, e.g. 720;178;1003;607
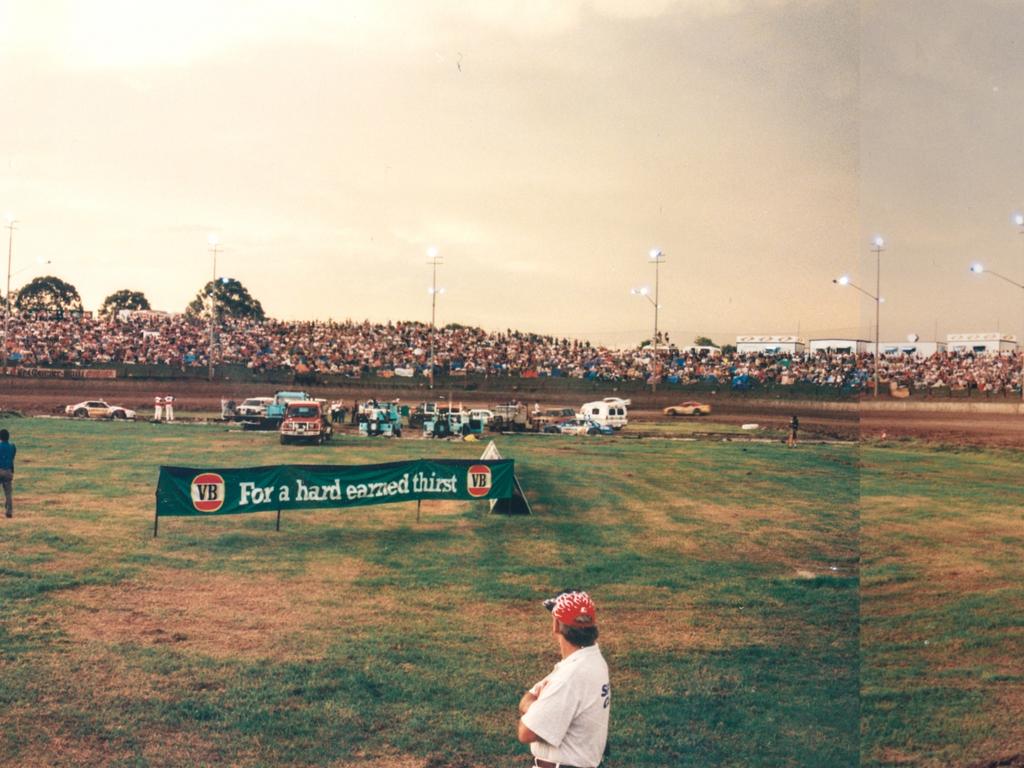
2;312;1022;396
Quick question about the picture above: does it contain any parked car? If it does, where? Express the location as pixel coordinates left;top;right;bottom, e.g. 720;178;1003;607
279;400;332;445
64;400;136;420
663;401;712;416
235;397;275;418
550;418;614;436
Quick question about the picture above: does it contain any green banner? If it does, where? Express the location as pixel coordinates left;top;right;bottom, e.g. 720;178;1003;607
156;459;515;517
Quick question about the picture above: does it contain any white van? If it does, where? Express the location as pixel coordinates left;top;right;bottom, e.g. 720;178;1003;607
579;397;630;430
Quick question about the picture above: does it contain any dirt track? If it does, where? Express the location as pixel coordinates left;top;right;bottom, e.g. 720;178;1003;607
1;377;1022;446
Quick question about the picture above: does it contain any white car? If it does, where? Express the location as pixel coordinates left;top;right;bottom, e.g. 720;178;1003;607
235;397;275;418
549;418;614;436
65;400;136;420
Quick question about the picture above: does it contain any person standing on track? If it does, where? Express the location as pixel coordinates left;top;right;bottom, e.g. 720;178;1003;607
153;396;163;422
0;429;16;518
518;588;610;768
164;394;175;422
788;414;800;448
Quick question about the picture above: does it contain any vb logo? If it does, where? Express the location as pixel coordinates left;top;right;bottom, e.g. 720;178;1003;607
466;464;492;498
191;472;225;512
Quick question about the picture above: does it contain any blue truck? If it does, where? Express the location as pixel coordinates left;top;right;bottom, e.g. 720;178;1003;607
240;390;314;430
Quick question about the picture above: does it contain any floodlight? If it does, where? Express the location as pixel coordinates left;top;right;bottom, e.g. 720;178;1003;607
426;246;439;259
872;236;885;248
207;233;219;246
1013;213;1024;227
970;263;984;274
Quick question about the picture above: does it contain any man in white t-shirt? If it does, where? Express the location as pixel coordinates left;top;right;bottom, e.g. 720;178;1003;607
518;588;610;768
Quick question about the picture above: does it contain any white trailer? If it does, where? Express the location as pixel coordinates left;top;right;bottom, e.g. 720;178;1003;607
579;397;630;430
736;335;805;355
946;333;1019;354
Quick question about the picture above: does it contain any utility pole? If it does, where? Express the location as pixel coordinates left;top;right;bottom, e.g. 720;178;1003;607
427;247;443;390
208;235;222;382
871;237;885;397
3;215;17;376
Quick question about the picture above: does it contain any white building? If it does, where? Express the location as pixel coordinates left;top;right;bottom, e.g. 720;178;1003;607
116;309;175;322
946;333;1019;354
880;340;946;357
736;335;805;355
809;338;871;355
681;345;722;356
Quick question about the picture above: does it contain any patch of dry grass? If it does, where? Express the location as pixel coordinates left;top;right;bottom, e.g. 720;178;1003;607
57;560;397;661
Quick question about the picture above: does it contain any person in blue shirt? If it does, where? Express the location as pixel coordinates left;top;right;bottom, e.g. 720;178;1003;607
0;428;15;518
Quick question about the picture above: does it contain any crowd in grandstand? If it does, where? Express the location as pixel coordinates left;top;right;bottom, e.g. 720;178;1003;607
2;312;1021;394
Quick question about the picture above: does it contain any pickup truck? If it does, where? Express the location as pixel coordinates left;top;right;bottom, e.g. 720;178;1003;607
279;400;333;445
241;390;313;430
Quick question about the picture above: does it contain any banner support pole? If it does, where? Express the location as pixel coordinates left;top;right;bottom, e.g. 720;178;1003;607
416;499;421;523
153;504;159;538
276;508;281;531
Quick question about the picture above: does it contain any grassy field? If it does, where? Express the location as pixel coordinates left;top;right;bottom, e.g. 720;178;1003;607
860;442;1024;768
2;417;854;767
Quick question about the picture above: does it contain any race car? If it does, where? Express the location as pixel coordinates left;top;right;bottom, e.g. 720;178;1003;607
64;400;137;420
663;401;712;416
547;418;615;436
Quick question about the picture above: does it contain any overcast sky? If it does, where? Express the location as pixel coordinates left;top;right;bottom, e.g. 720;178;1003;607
1;0;1021;347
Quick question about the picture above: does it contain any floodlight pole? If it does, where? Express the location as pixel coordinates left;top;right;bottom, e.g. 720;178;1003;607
427;249;443;390
972;260;1024;402
651;250;664;393
208;238;222;382
3;216;17;376
833;274;881;395
1018;216;1024;402
871;239;885;397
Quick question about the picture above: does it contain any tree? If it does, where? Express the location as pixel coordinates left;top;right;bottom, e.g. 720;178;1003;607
693;335;716;347
100;289;151;317
187;278;265;321
14;276;83;316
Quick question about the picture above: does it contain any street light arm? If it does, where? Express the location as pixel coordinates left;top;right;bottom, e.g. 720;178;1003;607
981;269;1024;291
10;259;52;279
630;288;657;307
833;278;879;301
